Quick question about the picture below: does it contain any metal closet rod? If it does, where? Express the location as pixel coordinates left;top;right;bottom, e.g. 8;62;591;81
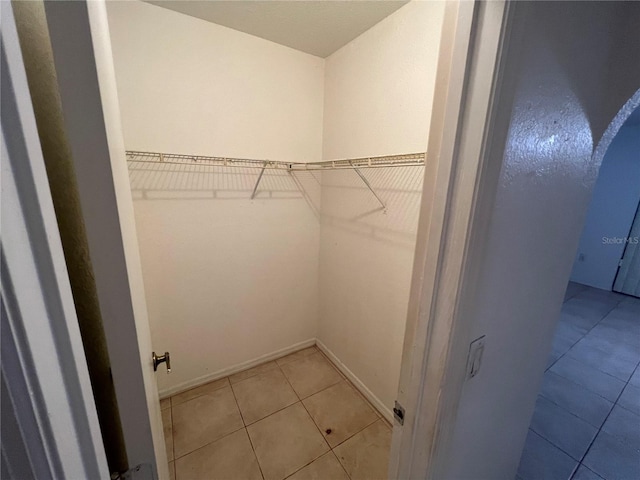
125;150;426;209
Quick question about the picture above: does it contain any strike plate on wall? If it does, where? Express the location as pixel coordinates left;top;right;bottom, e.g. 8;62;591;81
466;335;486;380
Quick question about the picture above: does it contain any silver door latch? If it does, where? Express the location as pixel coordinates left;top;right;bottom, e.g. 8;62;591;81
152;351;171;373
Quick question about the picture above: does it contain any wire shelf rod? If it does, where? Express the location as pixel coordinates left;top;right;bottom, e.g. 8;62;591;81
349;160;387;211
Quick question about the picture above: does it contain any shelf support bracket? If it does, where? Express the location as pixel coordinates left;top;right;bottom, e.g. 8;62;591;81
349;161;386;211
251;162;268;199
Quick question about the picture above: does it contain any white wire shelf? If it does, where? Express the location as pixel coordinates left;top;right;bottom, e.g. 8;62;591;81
125;150;426;171
126;150;426;209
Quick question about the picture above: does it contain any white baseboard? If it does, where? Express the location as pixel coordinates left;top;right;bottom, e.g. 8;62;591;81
160;337;394;425
315;339;393;423
158;338;316;398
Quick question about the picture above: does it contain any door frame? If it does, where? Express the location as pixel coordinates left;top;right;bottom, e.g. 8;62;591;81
41;1;168;478
1;2;108;478
9;0;518;478
613;198;640;296
389;1;515;478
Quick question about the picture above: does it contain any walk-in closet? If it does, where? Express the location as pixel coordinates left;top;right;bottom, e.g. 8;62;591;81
105;1;445;478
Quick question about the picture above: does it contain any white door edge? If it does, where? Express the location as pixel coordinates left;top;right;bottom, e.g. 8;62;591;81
1;1;108;477
390;1;513;478
42;1;168;478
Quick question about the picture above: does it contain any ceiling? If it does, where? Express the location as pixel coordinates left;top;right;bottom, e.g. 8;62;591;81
144;1;409;58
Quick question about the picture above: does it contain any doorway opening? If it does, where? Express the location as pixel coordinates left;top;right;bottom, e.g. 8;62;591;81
517;101;640;480
104;1;445;478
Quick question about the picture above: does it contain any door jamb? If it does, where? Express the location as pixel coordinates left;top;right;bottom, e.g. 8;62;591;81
42;1;168;478
390;1;516;478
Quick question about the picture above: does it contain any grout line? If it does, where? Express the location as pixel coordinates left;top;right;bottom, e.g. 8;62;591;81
165;343;388;477
170;406;175;466
329;417;381;450
276;362;302;402
228;380;249;427
329;449;352;480
172;424;246;462
541;368;620;405
281;452;329;480
228;362;280;386
243;400;302;428
530;289;637;479
288;350;387;449
244;426;266;480
546;296;625;372
273;358;337;474
277;361;332;451
274;346;319;368
569;363;633;480
225;377;301;480
614;362;640;420
275;348;384;469
535;391;613;430
169;378;230;408
314;347;385;420
571;464;603;480
169;376;246;462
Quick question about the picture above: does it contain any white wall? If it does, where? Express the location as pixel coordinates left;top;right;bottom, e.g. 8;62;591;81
318;1;444;413
107;1;324;163
107;0;445;407
322;1;443;160
106;1;323;394
571;124;640;290
443;2;640;478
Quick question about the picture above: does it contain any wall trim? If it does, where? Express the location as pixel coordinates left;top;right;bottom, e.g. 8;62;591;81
159;337;393;425
158;338;316;398
316;340;393;423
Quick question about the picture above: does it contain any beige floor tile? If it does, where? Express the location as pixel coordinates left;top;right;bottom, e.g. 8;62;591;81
171;377;230;407
247;403;329;480
280;352;342;399
160;397;171;411
162;407;174;461
333;420;391;480
232;368;298;425
286;452;349;480
175;429;262;480
303;381;377;447
230;360;279;384
169;461;175;480
276;346;318;366
172;385;244;458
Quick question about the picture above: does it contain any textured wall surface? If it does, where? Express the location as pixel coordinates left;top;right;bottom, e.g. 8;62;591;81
444;2;640;478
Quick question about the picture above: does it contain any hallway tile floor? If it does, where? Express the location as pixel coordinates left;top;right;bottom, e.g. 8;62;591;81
517;283;640;480
160;346;392;480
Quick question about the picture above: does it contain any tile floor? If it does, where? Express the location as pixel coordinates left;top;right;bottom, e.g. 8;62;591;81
517;283;640;480
160;346;392;480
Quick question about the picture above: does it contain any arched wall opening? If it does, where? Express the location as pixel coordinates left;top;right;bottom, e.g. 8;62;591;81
570;91;640;291
518;89;640;479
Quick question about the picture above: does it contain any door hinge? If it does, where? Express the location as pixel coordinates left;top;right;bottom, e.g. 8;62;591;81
393;400;405;425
